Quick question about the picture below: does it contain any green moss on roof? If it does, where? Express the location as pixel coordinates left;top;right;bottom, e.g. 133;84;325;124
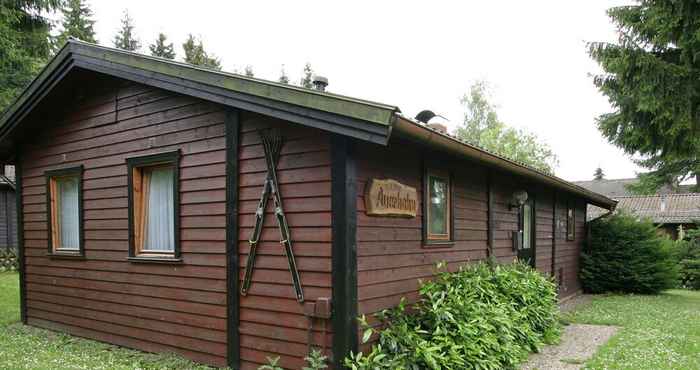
71;42;397;126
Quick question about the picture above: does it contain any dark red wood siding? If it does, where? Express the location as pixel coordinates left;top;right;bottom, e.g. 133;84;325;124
237;112;333;370
355;137;590;341
20;80;229;367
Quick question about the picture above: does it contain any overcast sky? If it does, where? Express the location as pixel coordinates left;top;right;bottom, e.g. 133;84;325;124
83;0;641;182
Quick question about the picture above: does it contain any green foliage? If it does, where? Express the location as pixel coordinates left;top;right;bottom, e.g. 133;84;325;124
302;348;328;370
182;34;221;70
456;80;558;174
56;0;97;48
0;0;60;111
581;213;678;294
113;10;140;51
258;356;283;370
300;62;314;88
344;262;560;370
149;33;175;59
675;228;700;289
589;1;700;193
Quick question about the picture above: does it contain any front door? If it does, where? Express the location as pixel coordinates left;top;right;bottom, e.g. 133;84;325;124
518;198;536;267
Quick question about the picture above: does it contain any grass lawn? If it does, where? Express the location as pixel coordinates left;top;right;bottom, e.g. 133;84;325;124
0;272;219;370
564;289;700;370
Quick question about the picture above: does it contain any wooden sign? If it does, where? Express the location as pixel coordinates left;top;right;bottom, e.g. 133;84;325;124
365;179;417;217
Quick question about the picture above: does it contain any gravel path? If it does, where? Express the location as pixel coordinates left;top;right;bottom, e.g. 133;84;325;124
521;295;617;370
521;324;618;370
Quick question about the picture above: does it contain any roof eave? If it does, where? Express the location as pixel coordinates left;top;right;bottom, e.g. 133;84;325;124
392;115;617;209
0;40;399;153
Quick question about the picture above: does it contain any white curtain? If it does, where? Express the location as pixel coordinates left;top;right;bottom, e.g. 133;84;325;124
144;167;174;251
57;177;79;250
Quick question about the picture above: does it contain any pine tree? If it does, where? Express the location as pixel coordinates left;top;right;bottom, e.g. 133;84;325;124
182;34;221;70
149;33;175;59
590;1;700;193
278;65;289;84
0;0;60;111
300;62;313;88
594;167;605;180
56;0;97;48
113;10;140;51
244;65;254;77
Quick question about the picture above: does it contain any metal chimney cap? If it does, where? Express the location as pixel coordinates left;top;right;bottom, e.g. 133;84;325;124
312;75;329;91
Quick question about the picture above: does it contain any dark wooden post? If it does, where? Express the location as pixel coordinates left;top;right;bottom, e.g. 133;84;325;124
331;134;358;367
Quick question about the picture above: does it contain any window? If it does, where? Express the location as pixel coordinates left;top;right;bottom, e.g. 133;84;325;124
127;151;180;260
424;169;452;243
566;202;575;241
45;166;83;255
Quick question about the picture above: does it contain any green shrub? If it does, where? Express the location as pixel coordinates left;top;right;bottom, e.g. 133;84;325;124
580;213;678;294
344;262;560;370
675;229;700;290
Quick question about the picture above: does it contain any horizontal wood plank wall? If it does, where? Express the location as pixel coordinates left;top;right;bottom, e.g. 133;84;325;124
237;112;332;370
354;138;491;342
20;80;229;367
553;199;587;298
355;137;589;346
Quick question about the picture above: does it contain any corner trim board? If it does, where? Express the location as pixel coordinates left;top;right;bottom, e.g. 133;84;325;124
15;157;26;324
225;109;241;369
331;134;358;367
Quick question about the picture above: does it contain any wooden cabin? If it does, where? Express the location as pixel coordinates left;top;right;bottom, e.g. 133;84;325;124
0;40;615;369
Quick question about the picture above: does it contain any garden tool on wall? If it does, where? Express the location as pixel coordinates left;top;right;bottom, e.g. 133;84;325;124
240;129;304;302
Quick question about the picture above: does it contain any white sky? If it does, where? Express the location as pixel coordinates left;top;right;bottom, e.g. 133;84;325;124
81;0;642;182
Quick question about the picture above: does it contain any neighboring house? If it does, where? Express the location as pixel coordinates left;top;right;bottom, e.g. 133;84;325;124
0;40;615;369
0;165;17;251
575;178;698;239
573;177;692;198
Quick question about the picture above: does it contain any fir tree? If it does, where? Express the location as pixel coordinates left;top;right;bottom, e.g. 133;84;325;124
113;10;140;51
594;167;605;180
149;33;175;59
590;1;700;193
56;0;97;47
0;0;60;111
278;65;289;84
244;65;254;77
182;34;221;70
300;62;313;88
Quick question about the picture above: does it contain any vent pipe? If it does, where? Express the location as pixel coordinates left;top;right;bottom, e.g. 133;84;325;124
312;76;328;92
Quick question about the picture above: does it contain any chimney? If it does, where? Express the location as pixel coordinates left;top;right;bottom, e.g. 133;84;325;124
312;75;328;92
428;123;447;134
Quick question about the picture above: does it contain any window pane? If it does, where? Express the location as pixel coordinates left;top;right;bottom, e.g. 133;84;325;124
144;167;174;251
522;203;531;250
56;177;79;250
429;175;448;236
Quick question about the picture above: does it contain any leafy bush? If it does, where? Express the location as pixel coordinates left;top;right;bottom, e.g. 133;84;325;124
675;228;700;290
580;213;678;294
344;262;560;370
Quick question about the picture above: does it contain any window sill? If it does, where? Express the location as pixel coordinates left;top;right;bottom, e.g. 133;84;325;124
422;241;455;248
46;252;85;260
127;256;182;264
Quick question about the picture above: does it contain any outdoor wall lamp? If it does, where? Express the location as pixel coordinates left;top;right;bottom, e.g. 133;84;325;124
509;190;528;211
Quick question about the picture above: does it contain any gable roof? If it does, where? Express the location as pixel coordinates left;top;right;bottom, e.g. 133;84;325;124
0;39;398;147
573;178;691;198
588;193;700;224
0;40;616;209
